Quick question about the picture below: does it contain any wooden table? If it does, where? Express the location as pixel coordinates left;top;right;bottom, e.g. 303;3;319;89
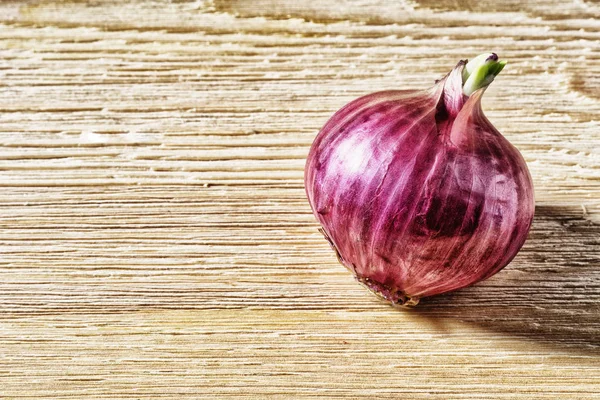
1;1;599;398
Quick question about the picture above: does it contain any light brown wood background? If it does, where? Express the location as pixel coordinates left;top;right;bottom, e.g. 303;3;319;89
0;0;599;398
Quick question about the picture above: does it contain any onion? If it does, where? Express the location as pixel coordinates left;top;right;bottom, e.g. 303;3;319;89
305;54;534;306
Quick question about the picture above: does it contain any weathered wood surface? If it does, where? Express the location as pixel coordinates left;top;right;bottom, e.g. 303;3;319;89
0;0;599;398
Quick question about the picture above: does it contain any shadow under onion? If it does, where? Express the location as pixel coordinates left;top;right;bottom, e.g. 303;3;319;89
404;205;600;353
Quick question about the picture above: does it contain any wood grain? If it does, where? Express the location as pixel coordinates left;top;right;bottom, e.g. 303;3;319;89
0;0;599;398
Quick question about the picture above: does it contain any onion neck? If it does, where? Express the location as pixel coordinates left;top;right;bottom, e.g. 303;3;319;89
433;53;505;139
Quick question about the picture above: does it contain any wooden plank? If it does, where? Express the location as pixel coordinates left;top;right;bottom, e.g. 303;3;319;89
0;0;598;398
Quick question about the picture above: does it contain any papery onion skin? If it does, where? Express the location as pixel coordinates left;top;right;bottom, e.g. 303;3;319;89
305;58;534;306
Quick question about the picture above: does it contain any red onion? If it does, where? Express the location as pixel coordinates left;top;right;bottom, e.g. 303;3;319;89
305;54;534;306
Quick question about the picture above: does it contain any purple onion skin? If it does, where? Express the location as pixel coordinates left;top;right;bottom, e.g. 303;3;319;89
304;61;535;306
